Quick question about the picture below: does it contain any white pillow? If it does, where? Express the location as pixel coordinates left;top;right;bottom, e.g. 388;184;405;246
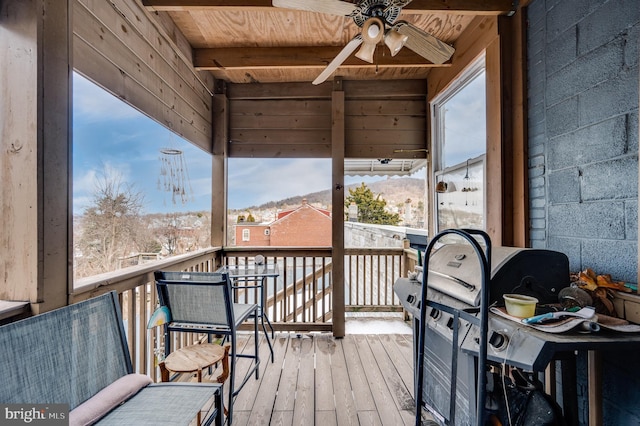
69;374;153;426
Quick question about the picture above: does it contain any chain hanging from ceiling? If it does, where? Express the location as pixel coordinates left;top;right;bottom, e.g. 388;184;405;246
158;147;193;205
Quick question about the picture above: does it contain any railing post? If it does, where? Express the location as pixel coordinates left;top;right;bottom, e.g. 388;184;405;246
331;79;346;338
402;242;417;322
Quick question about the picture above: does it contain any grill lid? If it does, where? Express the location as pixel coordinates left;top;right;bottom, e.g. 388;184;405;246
419;245;569;306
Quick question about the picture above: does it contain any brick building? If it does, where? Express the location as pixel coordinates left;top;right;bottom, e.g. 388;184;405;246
235;199;331;247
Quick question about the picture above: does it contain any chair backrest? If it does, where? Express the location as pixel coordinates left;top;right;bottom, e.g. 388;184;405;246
0;292;132;409
154;271;234;328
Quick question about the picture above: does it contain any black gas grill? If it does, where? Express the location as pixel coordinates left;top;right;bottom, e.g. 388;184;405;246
395;230;640;426
394;230;570;425
395;240;571;366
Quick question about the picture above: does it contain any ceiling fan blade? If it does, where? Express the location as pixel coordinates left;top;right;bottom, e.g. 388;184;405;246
313;35;363;85
272;0;356;16
395;21;455;64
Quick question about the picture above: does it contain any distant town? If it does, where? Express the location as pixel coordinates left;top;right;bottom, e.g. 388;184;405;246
73;177;426;279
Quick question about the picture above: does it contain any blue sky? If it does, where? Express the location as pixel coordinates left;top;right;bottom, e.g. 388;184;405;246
73;73;384;214
73;73;213;215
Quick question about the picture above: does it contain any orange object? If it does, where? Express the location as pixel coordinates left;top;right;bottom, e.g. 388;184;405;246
596;274;631;292
578;270;597;290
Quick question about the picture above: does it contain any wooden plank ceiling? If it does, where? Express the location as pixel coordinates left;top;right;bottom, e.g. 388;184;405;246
142;0;515;84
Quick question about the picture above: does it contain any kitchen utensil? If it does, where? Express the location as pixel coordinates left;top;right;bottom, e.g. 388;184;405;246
522;306;596;325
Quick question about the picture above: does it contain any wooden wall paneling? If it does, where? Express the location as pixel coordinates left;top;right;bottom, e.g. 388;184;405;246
345;97;426;159
74;36;209;148
232;115;331;129
228;143;331;158
345;99;426;116
427;16;499;103
229;129;332;145
332;79;346;338
347;115;426;130
229;98;332;158
343;80;428;98
212;81;228;246
73;1;210;136
73;0;213;151
0;0;71;311
230;99;332;115
345;129;426;155
105;1;201;86
346;131;425;151
91;0;214;105
227;82;332;100
118;1;216;121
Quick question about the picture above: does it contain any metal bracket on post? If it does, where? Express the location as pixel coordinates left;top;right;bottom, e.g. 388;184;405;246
507;0;520;17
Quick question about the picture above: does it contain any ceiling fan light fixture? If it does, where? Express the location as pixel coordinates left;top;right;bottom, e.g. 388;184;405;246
355;42;377;63
361;17;384;43
384;30;408;57
355;17;384;63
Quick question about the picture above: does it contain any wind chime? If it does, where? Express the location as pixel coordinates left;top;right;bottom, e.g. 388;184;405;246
461;159;478;206
158;147;193;205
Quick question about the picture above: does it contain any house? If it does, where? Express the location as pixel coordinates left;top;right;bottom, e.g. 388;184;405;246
1;0;639;424
235;199;331;246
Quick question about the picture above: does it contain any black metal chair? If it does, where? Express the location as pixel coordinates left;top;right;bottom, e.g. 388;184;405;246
154;271;260;425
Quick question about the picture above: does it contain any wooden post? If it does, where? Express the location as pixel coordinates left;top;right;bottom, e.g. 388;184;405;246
212;80;228;248
588;351;603;426
497;9;529;248
332;78;346;338
0;0;71;312
485;36;504;246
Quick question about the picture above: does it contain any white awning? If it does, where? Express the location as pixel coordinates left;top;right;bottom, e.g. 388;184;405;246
344;159;427;176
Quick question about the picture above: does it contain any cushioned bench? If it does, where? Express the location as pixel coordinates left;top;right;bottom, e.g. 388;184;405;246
0;292;223;426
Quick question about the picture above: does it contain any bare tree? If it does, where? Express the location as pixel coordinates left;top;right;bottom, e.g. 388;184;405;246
75;166;145;277
159;213;180;255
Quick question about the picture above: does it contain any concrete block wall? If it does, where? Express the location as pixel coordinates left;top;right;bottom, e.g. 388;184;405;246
527;0;639;424
527;0;639;282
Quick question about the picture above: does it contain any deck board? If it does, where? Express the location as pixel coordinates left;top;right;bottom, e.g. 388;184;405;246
325;335;360;425
315;334;335;412
353;334;405;425
342;335;377;412
292;336;315;426
173;329;421;425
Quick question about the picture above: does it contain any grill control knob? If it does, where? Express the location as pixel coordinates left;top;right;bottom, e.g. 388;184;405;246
429;308;441;320
488;331;509;351
406;294;416;304
446;317;457;329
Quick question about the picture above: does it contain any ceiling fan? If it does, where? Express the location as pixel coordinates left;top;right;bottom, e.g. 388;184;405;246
272;0;456;85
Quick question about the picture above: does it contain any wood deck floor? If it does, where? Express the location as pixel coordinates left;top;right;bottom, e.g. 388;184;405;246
180;330;421;425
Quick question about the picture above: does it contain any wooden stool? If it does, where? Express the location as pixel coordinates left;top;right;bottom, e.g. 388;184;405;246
159;343;230;423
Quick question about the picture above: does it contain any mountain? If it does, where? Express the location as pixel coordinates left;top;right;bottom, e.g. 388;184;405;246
239;177;426;211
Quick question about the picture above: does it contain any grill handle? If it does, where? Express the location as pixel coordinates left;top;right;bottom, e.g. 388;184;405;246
415;228;491;426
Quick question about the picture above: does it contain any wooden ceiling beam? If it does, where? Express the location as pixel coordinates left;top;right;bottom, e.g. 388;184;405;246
193;46;450;70
142;0;273;11
143;0;515;15
404;0;515;15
